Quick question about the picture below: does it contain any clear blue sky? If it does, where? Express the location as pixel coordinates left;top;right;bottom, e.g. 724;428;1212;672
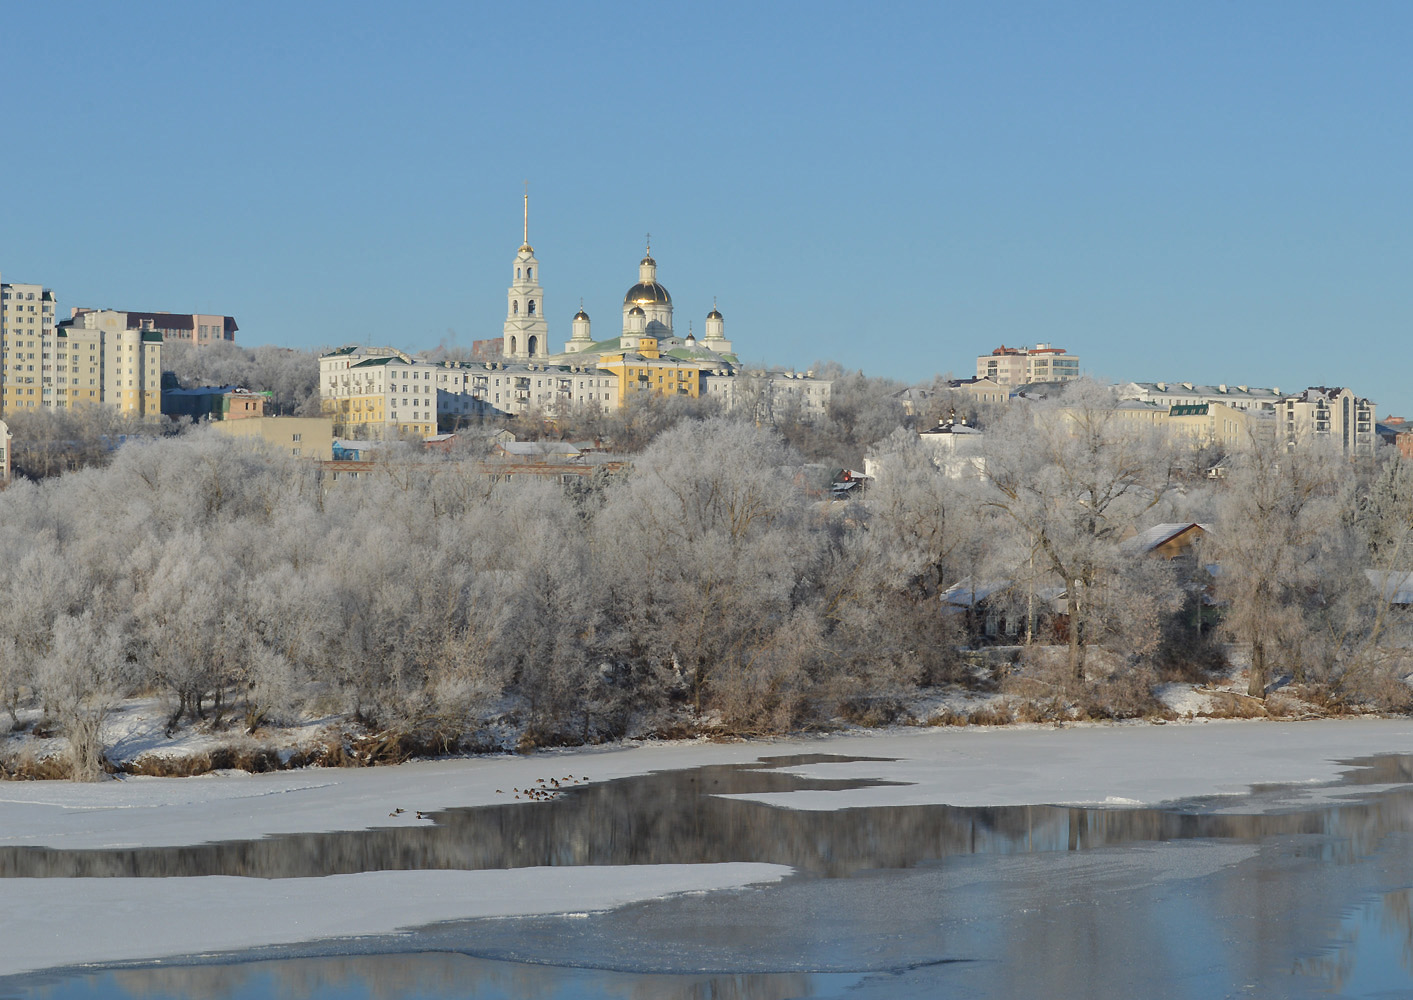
8;2;1413;411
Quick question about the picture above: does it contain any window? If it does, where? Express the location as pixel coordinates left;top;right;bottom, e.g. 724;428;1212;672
527;268;533;281
513;301;519;315
527;299;536;315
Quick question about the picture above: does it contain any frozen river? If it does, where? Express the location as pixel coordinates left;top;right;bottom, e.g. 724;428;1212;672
6;721;1413;998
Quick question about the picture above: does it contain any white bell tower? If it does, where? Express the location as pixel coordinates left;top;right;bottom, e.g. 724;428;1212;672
503;189;548;359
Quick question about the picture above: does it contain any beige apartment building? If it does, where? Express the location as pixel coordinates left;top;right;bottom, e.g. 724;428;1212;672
0;282;163;419
978;344;1080;385
1;275;58;413
62;310;163;418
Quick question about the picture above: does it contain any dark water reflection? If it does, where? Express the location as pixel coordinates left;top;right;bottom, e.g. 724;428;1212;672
19;953;868;1000
5;752;1413;881
11;751;1413;999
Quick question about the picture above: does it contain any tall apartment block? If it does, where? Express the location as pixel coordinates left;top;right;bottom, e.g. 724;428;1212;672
61;310;163;418
1;273;58;414
978;344;1081;385
0;277;162;419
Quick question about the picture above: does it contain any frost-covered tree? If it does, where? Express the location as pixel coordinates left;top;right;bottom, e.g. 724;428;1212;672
980;380;1178;681
38;612;131;781
595;418;822;728
162;342;321;416
1211;433;1346;697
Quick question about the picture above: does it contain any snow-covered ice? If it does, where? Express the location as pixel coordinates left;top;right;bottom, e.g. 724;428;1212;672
3;720;1413;850
0;864;791;979
711;719;1413;811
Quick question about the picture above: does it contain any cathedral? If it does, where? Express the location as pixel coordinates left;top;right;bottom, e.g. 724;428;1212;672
319;196;829;438
500;196;733;365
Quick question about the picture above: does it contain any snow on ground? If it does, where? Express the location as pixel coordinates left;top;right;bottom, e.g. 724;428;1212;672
4;719;1413;851
0;864;792;979
1153;682;1219;716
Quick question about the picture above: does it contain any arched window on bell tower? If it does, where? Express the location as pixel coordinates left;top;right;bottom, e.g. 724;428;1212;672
528;299;536;316
527;268;533;281
513;301;519;315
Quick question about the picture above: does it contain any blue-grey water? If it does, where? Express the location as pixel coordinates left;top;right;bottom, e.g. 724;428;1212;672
8;752;1413;999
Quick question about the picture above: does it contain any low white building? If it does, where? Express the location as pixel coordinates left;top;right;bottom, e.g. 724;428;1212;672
864;423;986;481
701;368;832;420
320;346;619;438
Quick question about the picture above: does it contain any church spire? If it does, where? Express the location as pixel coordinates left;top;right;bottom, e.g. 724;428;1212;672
521;181;532;252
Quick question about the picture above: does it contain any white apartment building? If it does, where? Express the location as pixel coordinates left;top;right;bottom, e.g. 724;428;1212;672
1281;387;1376;456
700;368;832;419
1117;381;1285;413
319;347;619;438
978;344;1080;385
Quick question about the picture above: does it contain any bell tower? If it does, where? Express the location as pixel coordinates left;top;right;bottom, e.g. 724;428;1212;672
503;188;548;359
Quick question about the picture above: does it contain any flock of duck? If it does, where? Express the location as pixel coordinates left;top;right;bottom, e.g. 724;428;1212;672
386;774;591;818
498;774;590;802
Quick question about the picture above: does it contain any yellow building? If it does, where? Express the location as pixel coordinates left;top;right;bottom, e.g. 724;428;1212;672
597;337;703;407
1;298;161;418
1166;402;1251;449
210;416;335;460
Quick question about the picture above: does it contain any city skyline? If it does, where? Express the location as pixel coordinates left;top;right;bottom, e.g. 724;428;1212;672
9;2;1413;411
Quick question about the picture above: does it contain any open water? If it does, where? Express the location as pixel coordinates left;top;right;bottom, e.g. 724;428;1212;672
7;752;1413;999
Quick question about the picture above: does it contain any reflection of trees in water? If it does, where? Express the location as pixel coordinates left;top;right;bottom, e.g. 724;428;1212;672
1297;886;1413;993
1382;889;1413;975
97;953;818;1000
5;756;1413;882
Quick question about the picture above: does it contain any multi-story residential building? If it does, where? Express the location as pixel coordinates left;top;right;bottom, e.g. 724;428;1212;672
319;346;618;438
700;367;832;421
1117;382;1376;455
2;285;164;419
1117;381;1285;413
1165;402;1256;450
71;308;237;347
1;274;58;413
1280;387;1376;456
978;344;1080;385
61;310;163;418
